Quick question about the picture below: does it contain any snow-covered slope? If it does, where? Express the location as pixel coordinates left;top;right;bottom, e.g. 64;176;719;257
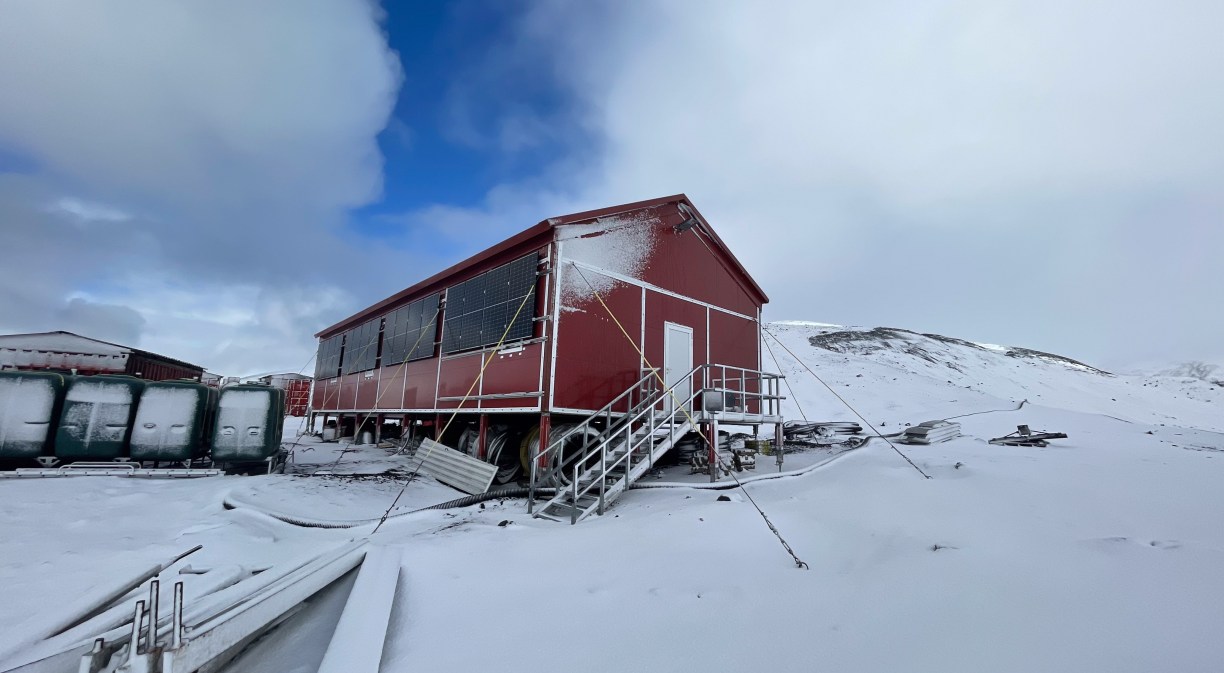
764;322;1223;432
1129;360;1224;386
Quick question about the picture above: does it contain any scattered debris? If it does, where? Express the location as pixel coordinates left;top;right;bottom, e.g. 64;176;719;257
716;495;731;502
901;420;962;444
989;425;1069;447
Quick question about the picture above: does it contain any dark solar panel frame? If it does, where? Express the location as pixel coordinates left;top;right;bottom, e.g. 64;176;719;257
315;334;345;379
342;318;381;375
382;293;441;366
442;253;538;354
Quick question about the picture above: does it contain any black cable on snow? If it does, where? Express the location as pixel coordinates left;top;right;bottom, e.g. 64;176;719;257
223;487;558;530
942;399;1029;420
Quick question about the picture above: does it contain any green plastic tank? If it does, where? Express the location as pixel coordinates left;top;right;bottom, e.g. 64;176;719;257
0;371;69;459
55;375;145;461
210;384;285;462
129;380;217;462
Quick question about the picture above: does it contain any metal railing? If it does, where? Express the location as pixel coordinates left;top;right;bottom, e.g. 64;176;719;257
529;363;785;523
528;369;658;511
698;363;786;420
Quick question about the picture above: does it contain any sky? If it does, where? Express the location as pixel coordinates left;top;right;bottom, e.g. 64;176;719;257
0;0;1221;376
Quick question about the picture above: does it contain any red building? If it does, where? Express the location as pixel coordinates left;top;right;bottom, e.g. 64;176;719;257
311;195;783;512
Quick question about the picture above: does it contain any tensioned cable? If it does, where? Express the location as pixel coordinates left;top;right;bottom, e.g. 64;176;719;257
313;308;442;475
679;223;929;480
759;325;931;480
761;333;810;424
570;262;809;569
371;286;538;534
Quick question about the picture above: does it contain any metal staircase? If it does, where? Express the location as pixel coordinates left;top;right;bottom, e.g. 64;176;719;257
528;363;786;524
529;368;701;524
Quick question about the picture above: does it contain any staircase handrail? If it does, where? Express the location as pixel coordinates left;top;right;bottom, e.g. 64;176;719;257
560;369;705;521
529;369;659;508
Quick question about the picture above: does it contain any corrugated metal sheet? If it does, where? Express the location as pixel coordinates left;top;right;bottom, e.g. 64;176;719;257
411;438;497;494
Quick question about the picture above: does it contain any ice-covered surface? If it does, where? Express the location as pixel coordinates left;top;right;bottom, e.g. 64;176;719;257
1;322;1222;672
129;386;199;454
0;332;129;373
0;376;56;453
212;389;273;459
57;380;137;450
0;332;128;356
382;405;1224;673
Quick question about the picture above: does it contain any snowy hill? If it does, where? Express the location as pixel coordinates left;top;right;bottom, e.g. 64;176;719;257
764;322;1224;433
1129;360;1224;386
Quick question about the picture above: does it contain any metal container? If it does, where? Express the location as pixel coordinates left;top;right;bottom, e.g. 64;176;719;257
210;384;285;462
55;375;146;461
130;380;217;462
0;370;69;459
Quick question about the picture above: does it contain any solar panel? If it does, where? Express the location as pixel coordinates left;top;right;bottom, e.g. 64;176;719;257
342;318;381;375
442;253;538;354
382;293;441;366
315;334;345;379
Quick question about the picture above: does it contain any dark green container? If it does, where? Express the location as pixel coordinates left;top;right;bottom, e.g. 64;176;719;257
55;375;145;461
129;381;218;462
210;384;285;462
0;371;69;459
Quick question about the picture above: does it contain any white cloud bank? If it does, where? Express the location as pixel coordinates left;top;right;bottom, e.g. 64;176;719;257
0;0;403;373
419;0;1224;367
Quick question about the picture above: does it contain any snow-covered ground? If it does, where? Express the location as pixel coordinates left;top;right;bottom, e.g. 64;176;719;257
1;322;1222;672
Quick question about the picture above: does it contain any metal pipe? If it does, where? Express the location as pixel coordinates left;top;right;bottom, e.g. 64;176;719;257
130;600;146;656
172;582;184;649
147;579;159;650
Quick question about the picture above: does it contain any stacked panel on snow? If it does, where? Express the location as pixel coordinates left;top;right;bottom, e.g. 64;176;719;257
903;420;961;444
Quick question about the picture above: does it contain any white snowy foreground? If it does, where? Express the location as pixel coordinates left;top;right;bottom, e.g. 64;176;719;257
1;322;1222;672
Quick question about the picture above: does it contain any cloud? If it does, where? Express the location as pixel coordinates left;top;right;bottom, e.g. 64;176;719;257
429;0;1224;366
0;0;403;373
54;298;147;347
49;197;132;224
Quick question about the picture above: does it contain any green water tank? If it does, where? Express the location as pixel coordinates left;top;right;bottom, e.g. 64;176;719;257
210;384;285;462
0;371;69;460
55;375;145;461
129;380;217;462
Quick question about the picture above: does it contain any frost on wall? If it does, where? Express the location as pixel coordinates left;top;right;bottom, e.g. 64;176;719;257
59;381;135;450
557;213;659;306
130;387;199;456
214;390;272;460
0;377;56;456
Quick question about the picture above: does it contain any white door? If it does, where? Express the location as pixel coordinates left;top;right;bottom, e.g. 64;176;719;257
663;322;694;415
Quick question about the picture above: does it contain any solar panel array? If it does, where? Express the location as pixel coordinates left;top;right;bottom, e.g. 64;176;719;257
442;253;537;354
315;334;344;380
341;318;381;375
383;293;441;365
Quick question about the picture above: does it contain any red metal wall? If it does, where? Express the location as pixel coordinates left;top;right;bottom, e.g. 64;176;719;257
637;203;759;317
551;276;643;412
551;206;764;413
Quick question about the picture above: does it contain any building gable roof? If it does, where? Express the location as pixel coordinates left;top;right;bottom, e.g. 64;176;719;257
316;194;767;338
0;331;205;371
